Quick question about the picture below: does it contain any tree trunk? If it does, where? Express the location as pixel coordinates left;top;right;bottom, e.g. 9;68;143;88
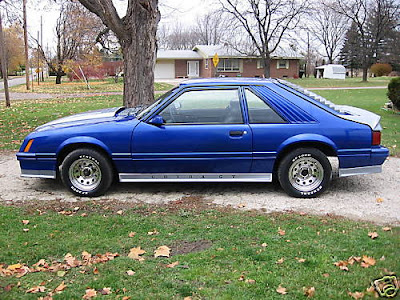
263;54;271;78
362;59;368;82
121;5;158;108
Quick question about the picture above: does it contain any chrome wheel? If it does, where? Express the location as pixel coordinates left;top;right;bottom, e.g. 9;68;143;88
68;158;102;192
288;156;324;192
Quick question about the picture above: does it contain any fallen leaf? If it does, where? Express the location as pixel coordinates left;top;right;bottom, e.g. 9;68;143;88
128;247;146;261
128;232;136;237
54;282;66;293
322;273;330;277
347;291;364;299
217;248;224;251
99;287;112;295
81;251;92;261
23;228;29;232
361;255;376;268
237;203;246;208
154;245;171;258
238;275;245;281
26;285;46;293
122;297;131;300
147;229;159;235
376;197;384;203
261;243;267;247
80;213;88;217
183;297;192;300
93;267;99;275
303;286;315;298
276;258;285;264
382;227;391;231
64;253;81;267
276;285;287;295
7;263;22;270
245;279;256;284
296;258;306;263
166;261;179;268
278;228;286;236
116;210;124;215
126;270;135;276
56;271;66;277
82;288;97;299
22;220;30;225
368;232;379;239
334;260;349;271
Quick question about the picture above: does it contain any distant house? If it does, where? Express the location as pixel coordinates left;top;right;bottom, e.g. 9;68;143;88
155;44;302;79
315;64;346;79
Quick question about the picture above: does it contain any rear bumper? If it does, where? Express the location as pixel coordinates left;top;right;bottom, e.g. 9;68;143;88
16;152;57;179
339;165;382;177
338;146;388;177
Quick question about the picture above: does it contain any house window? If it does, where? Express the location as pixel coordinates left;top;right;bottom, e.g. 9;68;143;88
217;59;240;72
205;59;209;69
257;60;264;69
277;60;289;69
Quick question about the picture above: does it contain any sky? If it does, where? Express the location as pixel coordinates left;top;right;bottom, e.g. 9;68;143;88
24;0;215;52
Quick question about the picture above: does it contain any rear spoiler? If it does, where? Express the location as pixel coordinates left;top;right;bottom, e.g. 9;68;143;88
336;105;382;130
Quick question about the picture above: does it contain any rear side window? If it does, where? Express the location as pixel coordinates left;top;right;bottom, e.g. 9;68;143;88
245;89;286;124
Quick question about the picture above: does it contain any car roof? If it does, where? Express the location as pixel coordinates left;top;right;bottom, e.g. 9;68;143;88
179;77;276;87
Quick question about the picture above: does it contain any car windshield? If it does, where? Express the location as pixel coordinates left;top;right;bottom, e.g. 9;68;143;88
136;87;178;120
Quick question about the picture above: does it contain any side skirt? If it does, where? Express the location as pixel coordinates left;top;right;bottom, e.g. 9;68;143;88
119;173;272;182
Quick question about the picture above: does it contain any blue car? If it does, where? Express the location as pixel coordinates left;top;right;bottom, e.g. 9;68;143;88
17;78;389;198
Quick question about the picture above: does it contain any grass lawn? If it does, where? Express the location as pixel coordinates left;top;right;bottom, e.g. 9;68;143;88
287;77;391;88
0;201;398;299
8;78;174;94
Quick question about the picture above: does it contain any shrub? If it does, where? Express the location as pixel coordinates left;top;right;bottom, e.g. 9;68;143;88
387;77;400;110
371;63;392;77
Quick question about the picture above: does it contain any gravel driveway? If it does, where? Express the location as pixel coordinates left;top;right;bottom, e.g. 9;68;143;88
1;152;399;225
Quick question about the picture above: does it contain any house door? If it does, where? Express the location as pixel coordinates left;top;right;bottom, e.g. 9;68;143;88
187;61;199;77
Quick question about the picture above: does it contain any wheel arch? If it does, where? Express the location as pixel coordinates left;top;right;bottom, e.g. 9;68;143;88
56;138;117;177
273;135;337;175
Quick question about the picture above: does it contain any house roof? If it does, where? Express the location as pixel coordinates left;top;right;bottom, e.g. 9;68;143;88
193;45;247;58
157;50;202;60
157;45;303;60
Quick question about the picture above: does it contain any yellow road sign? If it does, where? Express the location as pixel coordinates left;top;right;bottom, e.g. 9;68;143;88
212;53;219;67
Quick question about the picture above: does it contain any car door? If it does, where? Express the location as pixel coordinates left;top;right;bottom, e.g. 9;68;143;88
131;88;252;174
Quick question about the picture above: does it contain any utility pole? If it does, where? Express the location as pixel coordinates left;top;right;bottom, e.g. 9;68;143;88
0;10;11;107
37;30;39;85
40;15;44;81
22;0;30;90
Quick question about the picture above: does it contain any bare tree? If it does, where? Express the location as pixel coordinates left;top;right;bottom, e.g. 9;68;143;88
195;11;229;45
77;0;160;107
37;1;103;84
219;0;309;77
22;0;30;90
308;3;348;64
332;0;400;81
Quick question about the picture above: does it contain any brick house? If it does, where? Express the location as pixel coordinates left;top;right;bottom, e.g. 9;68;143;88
155;44;302;79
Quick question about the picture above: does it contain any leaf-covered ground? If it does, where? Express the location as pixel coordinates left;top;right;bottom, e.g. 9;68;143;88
0;199;398;299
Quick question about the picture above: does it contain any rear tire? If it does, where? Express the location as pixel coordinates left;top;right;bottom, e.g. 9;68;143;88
278;148;332;198
60;148;113;197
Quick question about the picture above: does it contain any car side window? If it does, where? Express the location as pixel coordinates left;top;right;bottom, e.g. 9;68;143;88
159;89;243;124
245;89;286;124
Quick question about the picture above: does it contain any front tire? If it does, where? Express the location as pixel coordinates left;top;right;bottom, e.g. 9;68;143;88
60;148;113;197
278;148;332;198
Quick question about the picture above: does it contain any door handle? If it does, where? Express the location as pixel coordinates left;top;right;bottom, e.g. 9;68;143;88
229;130;247;137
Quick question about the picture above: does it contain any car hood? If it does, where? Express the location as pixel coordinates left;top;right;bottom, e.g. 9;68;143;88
35;107;126;131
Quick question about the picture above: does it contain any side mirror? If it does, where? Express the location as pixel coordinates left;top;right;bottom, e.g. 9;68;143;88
148;115;164;126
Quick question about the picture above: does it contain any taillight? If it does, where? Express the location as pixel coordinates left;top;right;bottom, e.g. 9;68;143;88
372;131;381;146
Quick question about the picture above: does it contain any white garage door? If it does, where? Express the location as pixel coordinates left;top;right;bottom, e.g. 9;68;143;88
155;61;175;79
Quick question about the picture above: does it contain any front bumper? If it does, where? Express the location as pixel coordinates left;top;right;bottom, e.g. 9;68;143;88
16;152;57;179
